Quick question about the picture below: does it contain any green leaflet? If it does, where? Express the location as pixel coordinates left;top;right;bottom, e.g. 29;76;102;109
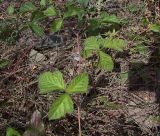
30;22;44;37
20;2;36;13
50;18;63;32
102;37;126;52
40;0;46;6
48;94;74;120
66;72;89;94
6;128;21;136
7;5;14;15
38;71;66;93
100;13;121;24
84;36;99;50
98;51;114;71
88;19;100;30
82;36;99;58
63;6;84;19
82;49;94;58
31;10;46;22
43;6;56;17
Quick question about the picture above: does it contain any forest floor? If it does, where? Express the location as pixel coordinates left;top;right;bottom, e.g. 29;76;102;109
0;0;160;136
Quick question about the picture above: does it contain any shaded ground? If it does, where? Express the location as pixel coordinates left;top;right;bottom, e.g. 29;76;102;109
0;0;160;136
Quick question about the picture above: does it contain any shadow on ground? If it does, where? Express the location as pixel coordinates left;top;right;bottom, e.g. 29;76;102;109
129;47;160;107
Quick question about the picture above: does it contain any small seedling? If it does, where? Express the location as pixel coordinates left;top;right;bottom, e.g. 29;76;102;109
82;33;127;71
38;71;89;135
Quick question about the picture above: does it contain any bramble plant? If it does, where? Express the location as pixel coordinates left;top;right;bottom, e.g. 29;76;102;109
2;0;122;44
82;31;127;71
38;71;88;136
38;71;89;120
1;0;86;43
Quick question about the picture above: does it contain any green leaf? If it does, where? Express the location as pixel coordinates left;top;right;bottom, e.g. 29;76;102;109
40;0;46;6
48;94;74;120
66;73;89;94
88;19;100;30
7;5;14;15
102;38;126;52
6;128;21;136
50;18;63;32
82;36;100;58
31;10;46;22
149;23;160;33
0;59;10;69
131;44;150;56
38;71;65;93
82;49;93;58
30;22;44;37
43;6;56;17
84;36;99;50
20;2;36;13
63;6;84;19
98;51;114;71
100;13;120;24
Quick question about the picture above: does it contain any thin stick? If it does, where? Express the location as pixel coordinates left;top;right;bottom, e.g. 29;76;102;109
73;31;82;136
77;106;82;136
